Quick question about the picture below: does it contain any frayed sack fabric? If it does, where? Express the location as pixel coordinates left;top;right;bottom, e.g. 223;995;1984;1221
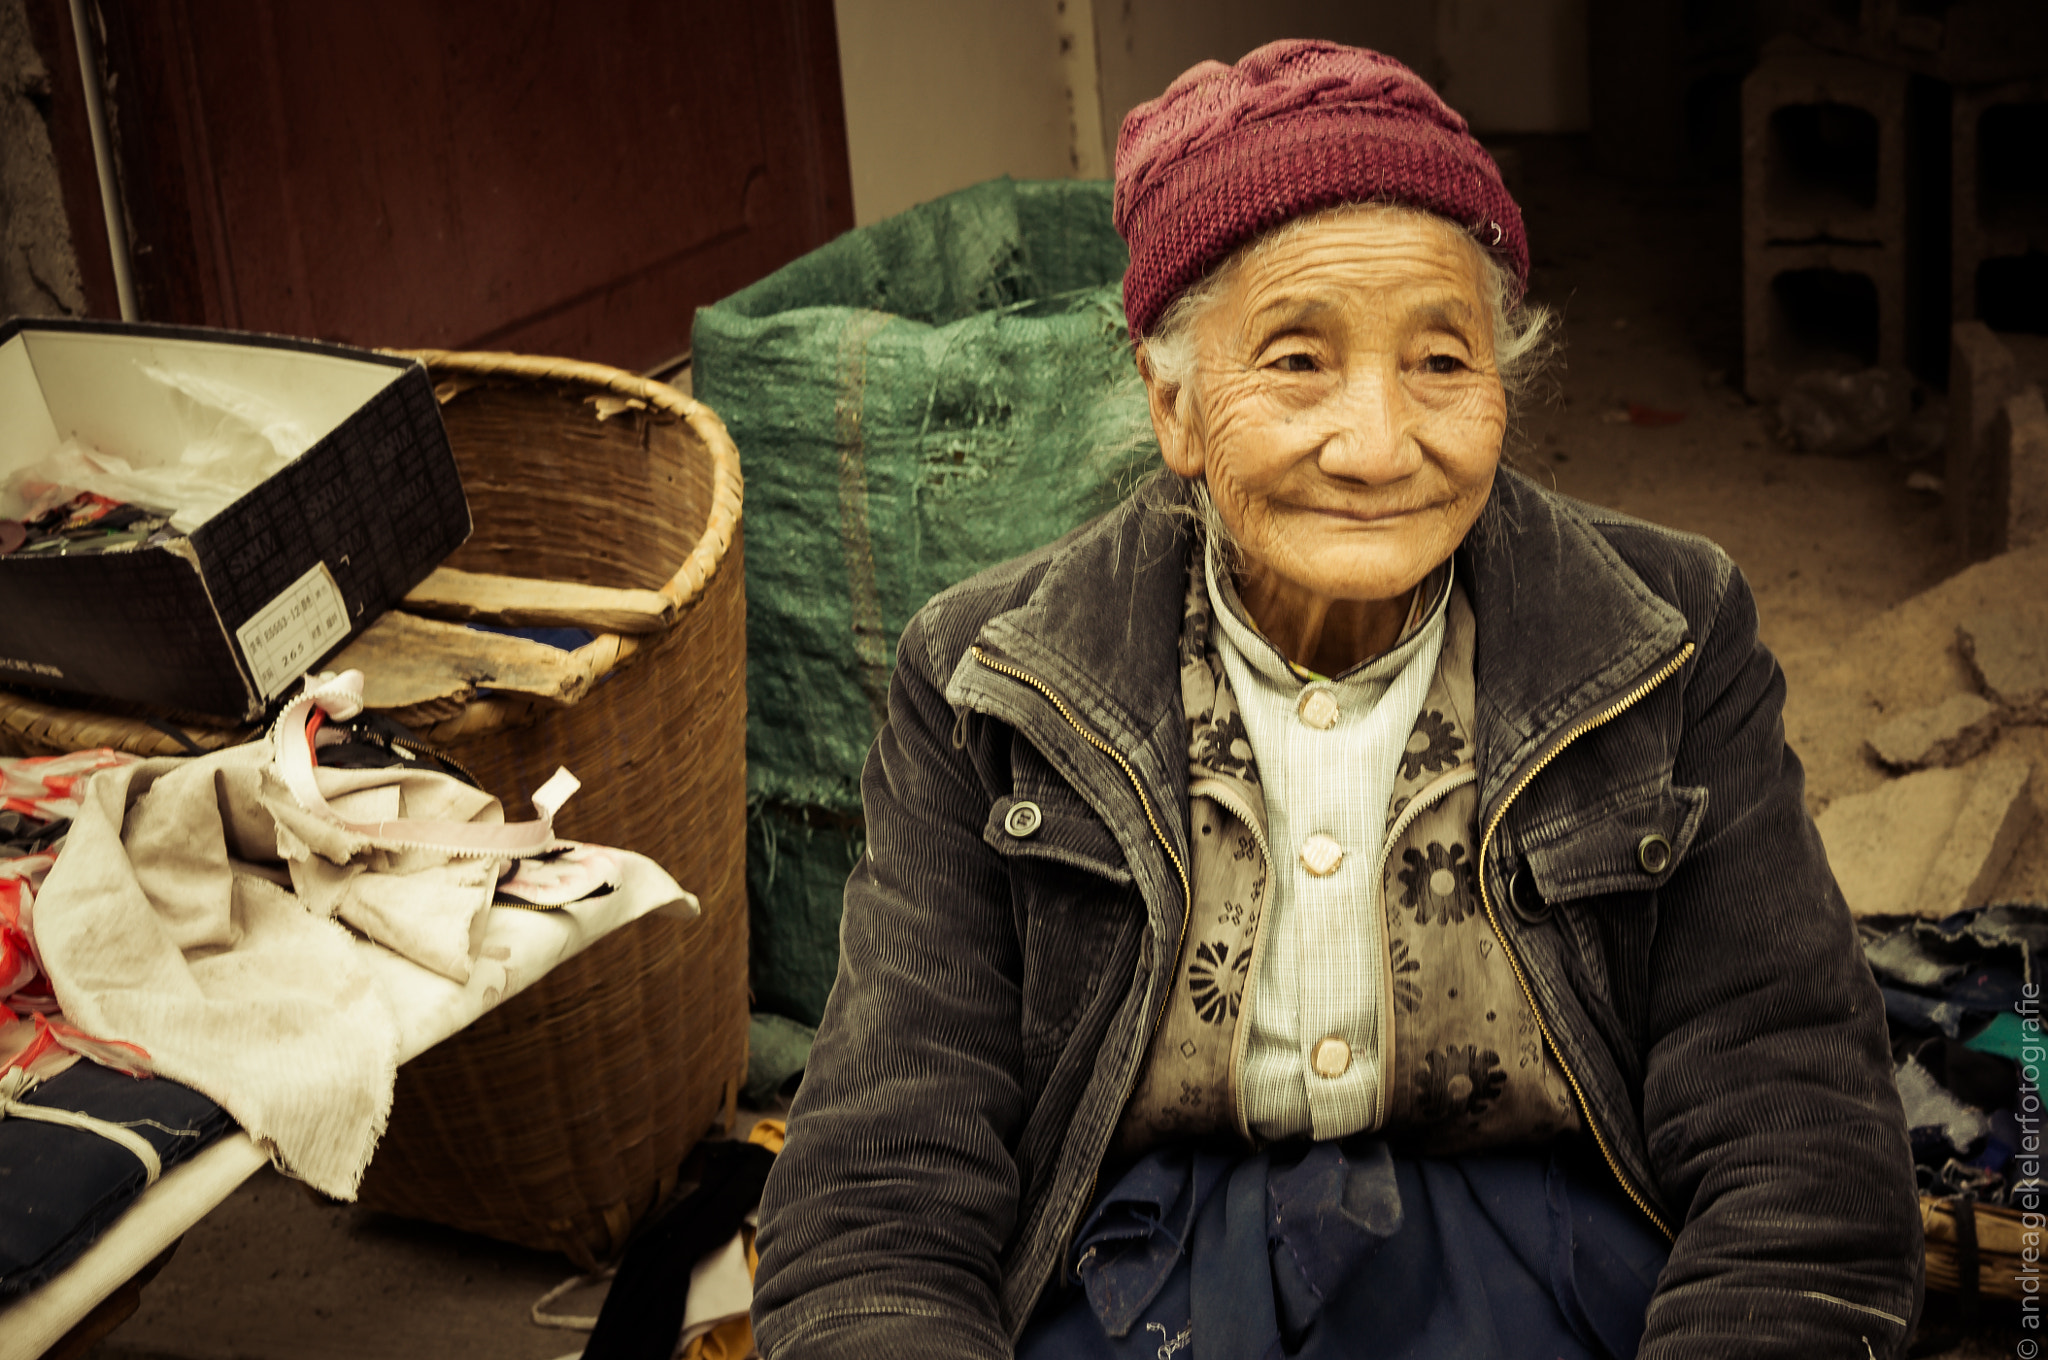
692;177;1134;1025
29;671;584;1198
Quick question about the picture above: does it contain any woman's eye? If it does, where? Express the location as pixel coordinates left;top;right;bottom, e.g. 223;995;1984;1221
1422;353;1466;375
1272;353;1318;373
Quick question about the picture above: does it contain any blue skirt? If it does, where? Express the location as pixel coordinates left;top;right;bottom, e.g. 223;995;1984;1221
1017;1137;1668;1360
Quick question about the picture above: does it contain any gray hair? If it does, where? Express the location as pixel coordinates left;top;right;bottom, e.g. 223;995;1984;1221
1115;200;1553;563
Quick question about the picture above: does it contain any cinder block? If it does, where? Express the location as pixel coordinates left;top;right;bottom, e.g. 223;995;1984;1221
1818;756;2035;918
1744;242;1906;402
1948;321;2026;558
1744;40;1910;248
1740;39;1931;400
1798;0;2048;87
1867;692;2001;769
1951;80;2048;329
2002;385;2048;550
1947;321;2048;559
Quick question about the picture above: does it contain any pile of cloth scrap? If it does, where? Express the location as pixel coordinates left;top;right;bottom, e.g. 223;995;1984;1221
2;748;238;1298
0;491;175;559
1;747;154;1081
1862;903;2048;1205
0;669;635;1298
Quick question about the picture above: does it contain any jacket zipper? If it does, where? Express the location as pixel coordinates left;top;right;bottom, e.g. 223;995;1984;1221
971;645;1191;1266
1476;642;1694;1243
1372;763;1478;1130
970;646;1192;1021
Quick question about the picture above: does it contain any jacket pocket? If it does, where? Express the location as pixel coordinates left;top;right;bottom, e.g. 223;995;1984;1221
983;792;1134;884
984;780;1139;1079
1519;779;1709;905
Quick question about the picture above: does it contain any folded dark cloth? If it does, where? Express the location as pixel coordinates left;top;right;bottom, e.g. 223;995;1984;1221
582;1139;778;1360
0;1061;237;1298
1020;1134;1667;1360
1867;903;2048;1207
0;810;67;859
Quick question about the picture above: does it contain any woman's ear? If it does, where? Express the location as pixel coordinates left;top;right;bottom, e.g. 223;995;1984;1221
1137;346;1202;479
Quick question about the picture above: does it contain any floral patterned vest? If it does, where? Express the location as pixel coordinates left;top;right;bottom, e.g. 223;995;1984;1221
1111;550;1579;1158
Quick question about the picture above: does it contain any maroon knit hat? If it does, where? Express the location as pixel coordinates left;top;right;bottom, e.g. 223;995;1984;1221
1114;39;1528;339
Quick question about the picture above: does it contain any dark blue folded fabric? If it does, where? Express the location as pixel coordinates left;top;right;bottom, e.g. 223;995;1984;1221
463;623;598;652
0;1062;237;1298
1020;1135;1666;1360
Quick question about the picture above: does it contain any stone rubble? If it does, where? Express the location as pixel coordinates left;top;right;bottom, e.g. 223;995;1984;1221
1818;755;2036;919
1960;611;2048;724
1867;693;2001;770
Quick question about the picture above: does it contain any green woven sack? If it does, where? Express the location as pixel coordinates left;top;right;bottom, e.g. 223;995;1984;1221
693;177;1140;1023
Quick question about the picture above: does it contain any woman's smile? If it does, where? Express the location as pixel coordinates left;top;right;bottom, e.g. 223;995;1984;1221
1143;205;1506;675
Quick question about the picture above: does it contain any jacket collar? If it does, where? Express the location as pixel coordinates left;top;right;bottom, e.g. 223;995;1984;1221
951;467;1691;818
954;471;1194;765
1455;469;1692;810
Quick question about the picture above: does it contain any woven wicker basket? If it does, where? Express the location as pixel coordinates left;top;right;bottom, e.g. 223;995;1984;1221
1923;1195;2030;1301
0;350;749;1269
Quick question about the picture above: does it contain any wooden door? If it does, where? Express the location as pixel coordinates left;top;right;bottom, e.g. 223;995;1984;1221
29;0;853;371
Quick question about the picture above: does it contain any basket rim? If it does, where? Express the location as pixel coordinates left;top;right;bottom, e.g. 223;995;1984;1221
389;347;744;620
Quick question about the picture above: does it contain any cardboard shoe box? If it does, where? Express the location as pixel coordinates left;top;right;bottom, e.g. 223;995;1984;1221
0;318;470;719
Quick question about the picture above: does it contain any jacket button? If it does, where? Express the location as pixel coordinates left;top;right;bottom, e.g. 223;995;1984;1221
1299;833;1343;876
1507;867;1550;924
1637;833;1672;875
1296;686;1340;730
1004;801;1043;838
1311;1036;1351;1078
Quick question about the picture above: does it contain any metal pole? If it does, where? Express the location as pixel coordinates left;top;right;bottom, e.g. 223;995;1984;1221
67;0;138;321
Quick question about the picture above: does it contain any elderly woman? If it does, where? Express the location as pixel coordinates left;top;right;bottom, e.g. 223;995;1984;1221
752;40;1920;1360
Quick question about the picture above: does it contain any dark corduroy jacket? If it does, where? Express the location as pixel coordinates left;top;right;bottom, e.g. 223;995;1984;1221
753;468;1923;1359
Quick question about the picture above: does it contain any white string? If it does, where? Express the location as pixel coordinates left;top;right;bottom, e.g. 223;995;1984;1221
0;1068;164;1185
530;1266;615;1330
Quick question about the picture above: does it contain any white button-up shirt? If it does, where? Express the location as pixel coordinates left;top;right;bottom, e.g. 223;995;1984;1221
1207;543;1450;1142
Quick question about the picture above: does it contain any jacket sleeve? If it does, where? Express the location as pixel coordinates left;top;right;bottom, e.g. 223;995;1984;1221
1638;560;1923;1357
751;611;1025;1360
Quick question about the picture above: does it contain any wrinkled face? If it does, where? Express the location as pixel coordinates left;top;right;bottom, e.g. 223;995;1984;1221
1144;207;1507;610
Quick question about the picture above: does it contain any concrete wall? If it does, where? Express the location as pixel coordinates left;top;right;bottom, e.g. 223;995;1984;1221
0;0;85;319
1435;0;1589;135
832;0;1086;226
834;0;1589;226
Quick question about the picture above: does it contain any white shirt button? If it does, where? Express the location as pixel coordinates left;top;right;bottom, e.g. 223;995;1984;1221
1312;1036;1351;1078
1299;833;1343;877
1296;686;1340;730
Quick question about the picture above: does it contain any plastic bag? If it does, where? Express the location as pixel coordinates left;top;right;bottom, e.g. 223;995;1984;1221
0;363;312;531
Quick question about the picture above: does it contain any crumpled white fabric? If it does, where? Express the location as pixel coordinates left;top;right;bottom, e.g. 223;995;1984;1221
268;766;506;985
30;743;401;1198
678;1220;759;1352
263;671;581;982
29;675;590;1198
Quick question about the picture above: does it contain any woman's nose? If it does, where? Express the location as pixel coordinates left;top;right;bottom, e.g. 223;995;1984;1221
1315;361;1421;485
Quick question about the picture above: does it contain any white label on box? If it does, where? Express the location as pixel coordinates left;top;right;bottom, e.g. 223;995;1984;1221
236;561;349;700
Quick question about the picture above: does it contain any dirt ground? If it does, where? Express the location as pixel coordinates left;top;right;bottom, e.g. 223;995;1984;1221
83;136;2038;1358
